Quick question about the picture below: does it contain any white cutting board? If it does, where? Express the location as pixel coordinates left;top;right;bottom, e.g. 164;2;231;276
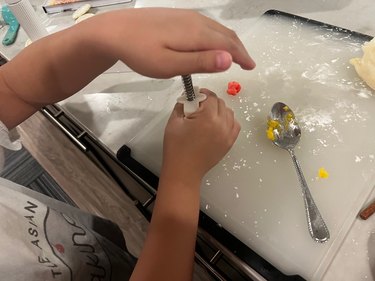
127;12;375;280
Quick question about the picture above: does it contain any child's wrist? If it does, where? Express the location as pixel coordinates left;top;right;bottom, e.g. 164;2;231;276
160;164;203;189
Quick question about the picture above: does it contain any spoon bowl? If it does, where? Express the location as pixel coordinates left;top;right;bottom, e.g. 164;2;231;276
268;102;330;243
269;102;301;150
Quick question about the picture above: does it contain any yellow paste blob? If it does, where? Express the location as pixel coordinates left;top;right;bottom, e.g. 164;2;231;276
318;167;329;179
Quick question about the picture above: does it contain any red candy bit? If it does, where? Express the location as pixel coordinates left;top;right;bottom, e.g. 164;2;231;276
226;81;241;96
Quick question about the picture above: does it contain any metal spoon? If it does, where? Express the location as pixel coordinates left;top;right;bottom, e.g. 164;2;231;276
268;102;330;243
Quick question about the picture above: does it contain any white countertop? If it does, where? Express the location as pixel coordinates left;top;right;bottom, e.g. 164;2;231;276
1;0;374;280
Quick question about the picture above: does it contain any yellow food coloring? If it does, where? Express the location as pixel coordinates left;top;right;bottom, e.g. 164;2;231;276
266;119;280;141
267;119;279;128
286;112;294;122
266;127;275;141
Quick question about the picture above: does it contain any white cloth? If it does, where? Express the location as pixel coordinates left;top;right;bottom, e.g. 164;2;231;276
0;122;136;280
0;120;22;151
0;120;22;171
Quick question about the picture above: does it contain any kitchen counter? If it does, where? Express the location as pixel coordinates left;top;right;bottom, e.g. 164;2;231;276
0;0;374;280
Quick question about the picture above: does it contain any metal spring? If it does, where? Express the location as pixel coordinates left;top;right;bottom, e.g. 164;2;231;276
181;75;196;101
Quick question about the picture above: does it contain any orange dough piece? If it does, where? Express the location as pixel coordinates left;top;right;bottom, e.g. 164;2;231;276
227;81;241;95
227;87;238;95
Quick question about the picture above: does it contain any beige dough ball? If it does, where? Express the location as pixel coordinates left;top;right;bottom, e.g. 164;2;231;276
75;13;95;24
72;4;91;20
350;38;375;90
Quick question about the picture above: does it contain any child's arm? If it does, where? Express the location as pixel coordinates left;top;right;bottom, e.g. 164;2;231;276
130;89;241;281
0;8;255;129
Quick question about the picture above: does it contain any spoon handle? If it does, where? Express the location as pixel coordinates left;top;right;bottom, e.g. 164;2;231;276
288;149;330;243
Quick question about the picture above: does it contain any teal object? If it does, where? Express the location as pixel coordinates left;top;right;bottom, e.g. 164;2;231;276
2;5;20;46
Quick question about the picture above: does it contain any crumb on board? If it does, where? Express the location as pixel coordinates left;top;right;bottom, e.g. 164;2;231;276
318;167;329;179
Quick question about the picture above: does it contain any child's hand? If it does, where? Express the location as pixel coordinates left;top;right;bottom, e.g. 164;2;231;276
85;8;255;78
161;89;240;184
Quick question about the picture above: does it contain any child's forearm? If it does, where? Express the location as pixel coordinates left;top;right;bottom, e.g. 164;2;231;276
0;8;254;129
130;168;202;281
0;20;116;129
